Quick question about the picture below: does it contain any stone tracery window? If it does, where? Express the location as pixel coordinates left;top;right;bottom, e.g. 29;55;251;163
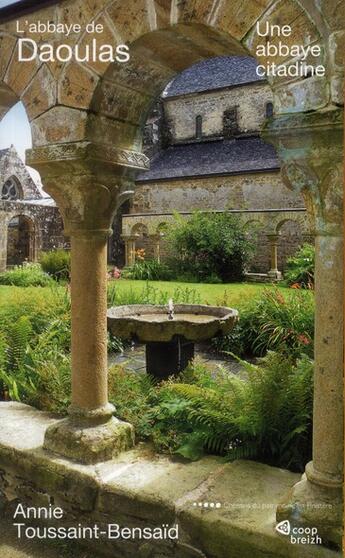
1;176;21;200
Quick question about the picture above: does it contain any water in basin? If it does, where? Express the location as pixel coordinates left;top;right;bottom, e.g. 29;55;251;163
133;313;218;323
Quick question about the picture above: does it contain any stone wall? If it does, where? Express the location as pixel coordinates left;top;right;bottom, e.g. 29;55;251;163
0;146;41;201
164;83;272;142
0;200;66;271
131;171;303;214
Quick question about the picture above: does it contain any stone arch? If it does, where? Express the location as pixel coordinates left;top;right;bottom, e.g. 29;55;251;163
243;217;269;274
131;222;148;236
274;215;307;234
0;0;328;152
1;175;23;200
85;8;324;153
243;217;266;231
130;222;151;259
156;222;168;235
273;215;314;272
5;212;38;267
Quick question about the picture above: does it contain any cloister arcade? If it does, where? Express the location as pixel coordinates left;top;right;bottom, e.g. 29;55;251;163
121;208;312;279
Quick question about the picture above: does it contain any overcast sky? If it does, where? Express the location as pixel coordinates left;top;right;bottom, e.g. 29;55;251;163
0;103;42;186
0;1;35;161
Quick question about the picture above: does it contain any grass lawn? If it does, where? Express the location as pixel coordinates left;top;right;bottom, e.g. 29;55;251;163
0;280;292;310
107;279;291;306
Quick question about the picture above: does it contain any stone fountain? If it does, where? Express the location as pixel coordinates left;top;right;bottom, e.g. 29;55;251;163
107;300;238;379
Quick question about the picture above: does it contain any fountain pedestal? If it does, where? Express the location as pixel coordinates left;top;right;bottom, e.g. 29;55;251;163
146;337;195;380
107;304;238;380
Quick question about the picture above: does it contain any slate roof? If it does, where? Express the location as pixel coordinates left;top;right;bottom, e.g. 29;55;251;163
136;137;279;182
163;56;264;97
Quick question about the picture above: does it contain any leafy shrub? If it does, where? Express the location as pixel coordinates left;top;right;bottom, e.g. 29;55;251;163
212;287;314;358
165;212;256;282
40;249;71;281
0;263;52;287
123;259;172;281
284;243;315;288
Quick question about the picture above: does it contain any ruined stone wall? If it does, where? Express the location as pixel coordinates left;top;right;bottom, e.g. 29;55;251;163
0;201;66;270
164;83;272;142
0;146;41;200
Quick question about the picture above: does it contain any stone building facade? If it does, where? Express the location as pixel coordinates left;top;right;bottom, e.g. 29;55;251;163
114;57;312;277
0;145;65;271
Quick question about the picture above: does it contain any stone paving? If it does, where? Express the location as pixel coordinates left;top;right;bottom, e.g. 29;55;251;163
109;343;244;375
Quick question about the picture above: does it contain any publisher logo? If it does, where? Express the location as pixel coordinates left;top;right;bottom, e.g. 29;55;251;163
275;520;322;545
276;520;290;536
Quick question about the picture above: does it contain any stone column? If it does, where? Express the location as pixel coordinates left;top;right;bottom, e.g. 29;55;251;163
153;233;162;263
266;233;282;280
264;109;343;546
128;236;137;266
122;235;136;266
69;230;110;413
27;142;149;464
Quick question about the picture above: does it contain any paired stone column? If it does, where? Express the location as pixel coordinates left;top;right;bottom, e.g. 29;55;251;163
152;233;163;263
122;235;137;266
266;233;282;280
264;109;344;546
27;142;149;464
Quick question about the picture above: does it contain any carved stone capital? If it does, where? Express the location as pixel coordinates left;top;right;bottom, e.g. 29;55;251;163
263;109;343;236
27;141;149;172
26;142;149;233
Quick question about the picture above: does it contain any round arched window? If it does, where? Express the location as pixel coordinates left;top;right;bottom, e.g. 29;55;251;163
1;177;20;200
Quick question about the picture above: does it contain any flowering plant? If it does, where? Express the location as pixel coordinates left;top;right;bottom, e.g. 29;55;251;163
135;248;146;261
108;267;121;280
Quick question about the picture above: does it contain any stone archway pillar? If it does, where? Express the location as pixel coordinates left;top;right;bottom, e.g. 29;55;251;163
27;142;149;464
266;233;282;280
264;109;343;546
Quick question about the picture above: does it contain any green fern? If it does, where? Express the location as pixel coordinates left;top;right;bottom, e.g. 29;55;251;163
157;352;313;471
6;316;32;372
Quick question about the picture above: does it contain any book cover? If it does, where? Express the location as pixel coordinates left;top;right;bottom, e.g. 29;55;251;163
0;1;343;557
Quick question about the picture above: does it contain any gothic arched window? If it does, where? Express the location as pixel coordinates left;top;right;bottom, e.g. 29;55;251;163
1;176;21;200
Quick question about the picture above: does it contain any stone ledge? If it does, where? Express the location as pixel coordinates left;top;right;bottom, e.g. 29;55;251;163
0;402;341;558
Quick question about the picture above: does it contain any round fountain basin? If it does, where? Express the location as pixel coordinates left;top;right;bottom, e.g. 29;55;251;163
107;304;238;343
